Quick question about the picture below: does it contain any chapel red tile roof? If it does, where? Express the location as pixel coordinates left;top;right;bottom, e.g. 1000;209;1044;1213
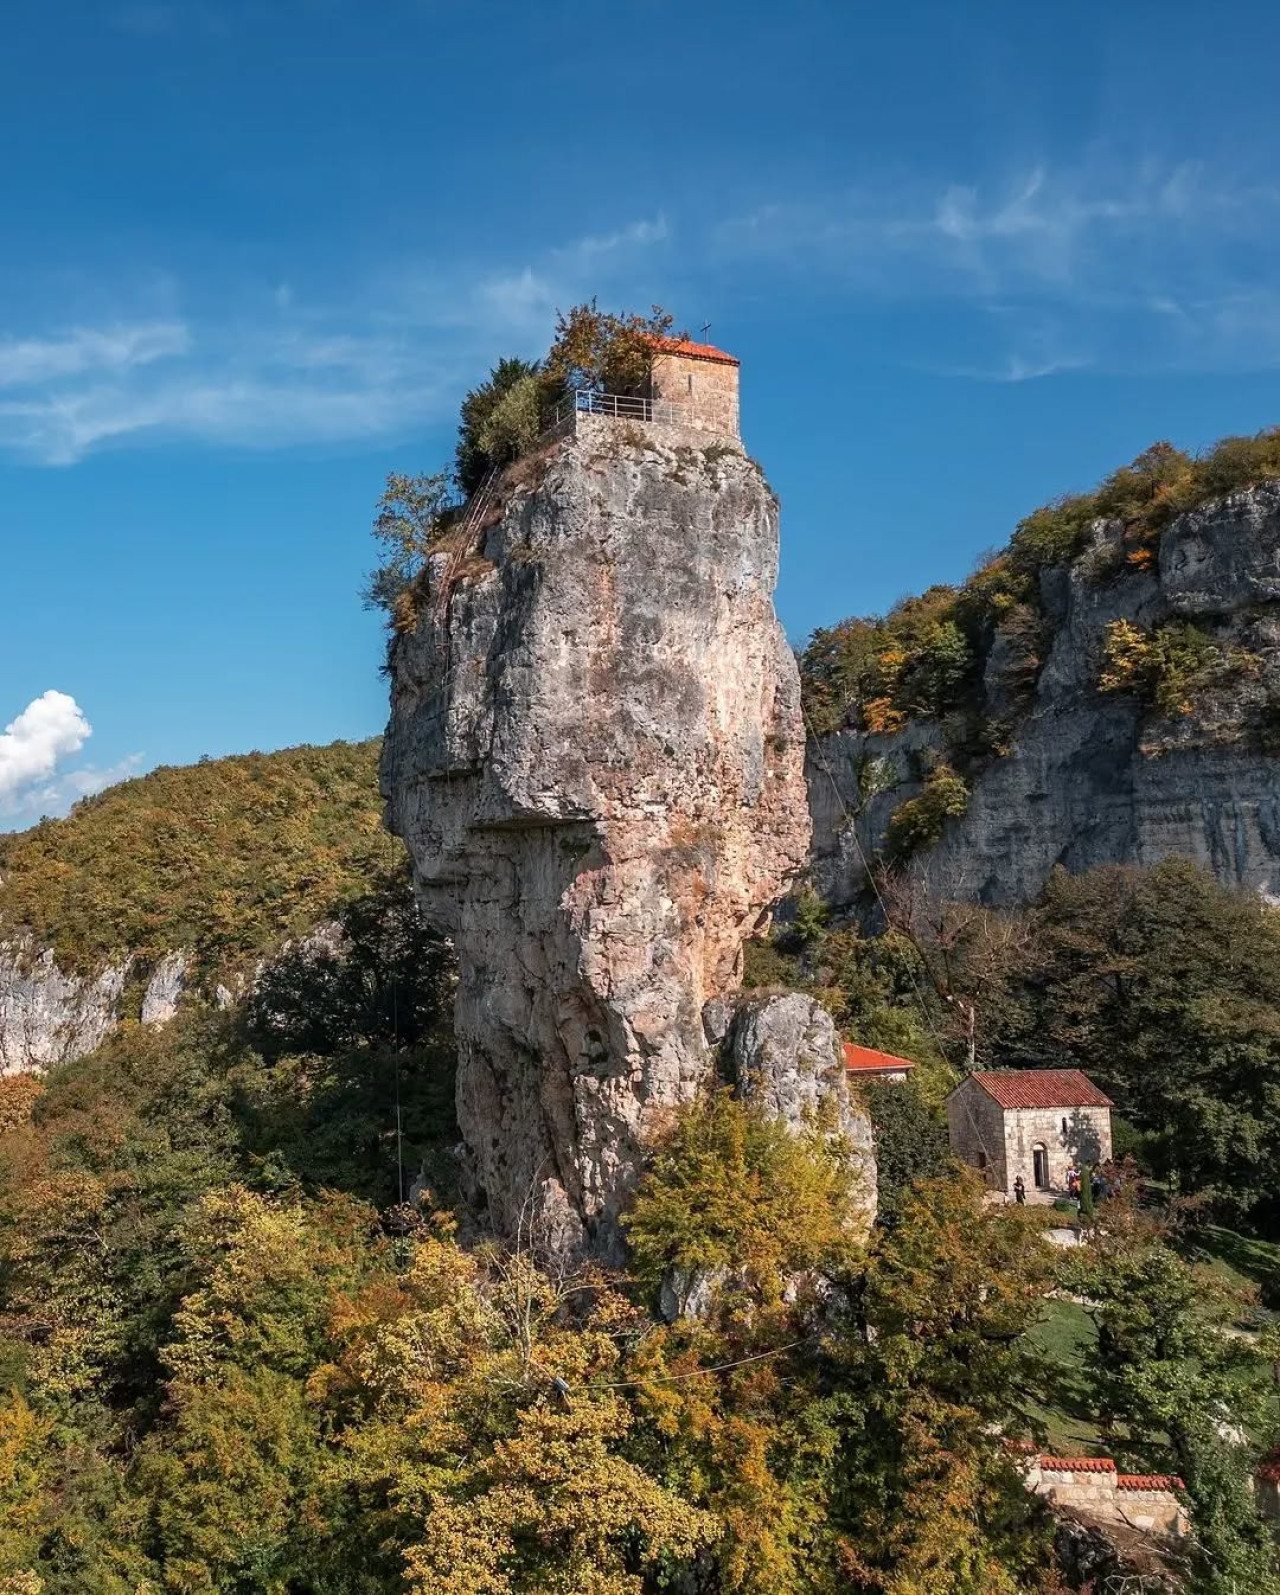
1117;1475;1185;1492
1039;1456;1116;1474
1259;1457;1280;1482
843;1042;915;1075
646;334;739;366
964;1070;1114;1111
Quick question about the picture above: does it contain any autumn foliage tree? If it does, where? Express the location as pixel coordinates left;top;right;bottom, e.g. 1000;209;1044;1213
830;1173;1056;1595
543;301;678;397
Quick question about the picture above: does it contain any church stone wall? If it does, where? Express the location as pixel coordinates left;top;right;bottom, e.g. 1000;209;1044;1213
650;352;740;438
946;1079;1007;1192
1003;1105;1112;1195
1026;1463;1187;1538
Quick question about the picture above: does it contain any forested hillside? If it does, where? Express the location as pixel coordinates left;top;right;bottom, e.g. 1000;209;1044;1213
799;426;1280;744
0;739;398;974
2;845;1277;1592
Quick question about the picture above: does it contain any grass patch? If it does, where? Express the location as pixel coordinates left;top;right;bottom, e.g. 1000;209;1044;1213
1023;1296;1105;1454
1179;1224;1280;1318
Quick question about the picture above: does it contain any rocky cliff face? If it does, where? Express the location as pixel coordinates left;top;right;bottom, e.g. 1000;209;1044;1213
0;943;190;1074
810;483;1280;909
382;420;817;1258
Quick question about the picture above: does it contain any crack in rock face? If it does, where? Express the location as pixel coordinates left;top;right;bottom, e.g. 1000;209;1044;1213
381;430;812;1259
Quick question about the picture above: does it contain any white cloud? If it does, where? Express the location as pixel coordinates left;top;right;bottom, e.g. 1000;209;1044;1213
0;321;189;388
0;692;92;810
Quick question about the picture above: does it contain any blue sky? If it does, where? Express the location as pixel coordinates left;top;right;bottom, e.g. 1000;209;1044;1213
3;0;1280;826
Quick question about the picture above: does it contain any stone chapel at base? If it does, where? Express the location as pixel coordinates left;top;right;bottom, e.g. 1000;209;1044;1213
947;1069;1114;1201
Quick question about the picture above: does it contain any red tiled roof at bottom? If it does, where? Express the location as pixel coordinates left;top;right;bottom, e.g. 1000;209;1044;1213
844;1042;915;1074
1039;1457;1116;1474
1117;1475;1185;1492
645;334;739;366
1259;1461;1280;1482
962;1069;1114;1111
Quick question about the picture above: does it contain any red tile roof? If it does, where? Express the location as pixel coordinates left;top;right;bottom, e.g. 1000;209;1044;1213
963;1070;1114;1111
1039;1456;1116;1474
1117;1475;1185;1492
843;1042;915;1075
1259;1458;1280;1483
646;334;739;366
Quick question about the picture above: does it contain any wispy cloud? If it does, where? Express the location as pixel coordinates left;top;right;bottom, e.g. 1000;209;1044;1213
0;161;1274;462
0;218;673;465
0;322;189;388
714;159;1280;381
555;215;671;263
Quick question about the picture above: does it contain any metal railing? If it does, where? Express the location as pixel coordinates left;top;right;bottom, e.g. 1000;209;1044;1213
540;389;693;435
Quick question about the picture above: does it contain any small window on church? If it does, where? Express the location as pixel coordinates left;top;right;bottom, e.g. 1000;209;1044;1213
687;373;694;394
1062;1117;1068;1135
977;1151;987;1170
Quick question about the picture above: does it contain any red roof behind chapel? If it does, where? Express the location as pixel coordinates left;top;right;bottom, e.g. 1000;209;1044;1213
646;334;739;366
843;1042;915;1074
964;1069;1113;1111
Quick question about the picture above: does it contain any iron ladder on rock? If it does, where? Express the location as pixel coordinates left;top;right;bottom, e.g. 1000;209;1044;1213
434;464;502;620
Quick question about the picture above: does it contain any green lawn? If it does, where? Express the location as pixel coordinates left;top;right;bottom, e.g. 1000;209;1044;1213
1179;1224;1280;1319
1021;1228;1280;1458
1022;1296;1106;1454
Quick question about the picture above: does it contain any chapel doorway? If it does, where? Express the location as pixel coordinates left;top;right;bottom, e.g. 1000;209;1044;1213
1033;1145;1050;1189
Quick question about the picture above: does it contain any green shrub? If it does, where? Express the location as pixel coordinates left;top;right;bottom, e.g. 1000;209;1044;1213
859;1075;951;1226
1007;493;1099;577
1194;426;1280;502
624;1090;864;1300
1099;618;1234;717
363;470;455;619
474;370;545;472
455;357;548;495
884;765;969;862
1255;683;1280;753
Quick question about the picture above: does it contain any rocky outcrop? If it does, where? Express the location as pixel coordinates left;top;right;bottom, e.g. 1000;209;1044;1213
725;991;877;1229
0;941;130;1074
811;483;1280;909
0;942;198;1073
382;421;812;1259
139;950;191;1025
